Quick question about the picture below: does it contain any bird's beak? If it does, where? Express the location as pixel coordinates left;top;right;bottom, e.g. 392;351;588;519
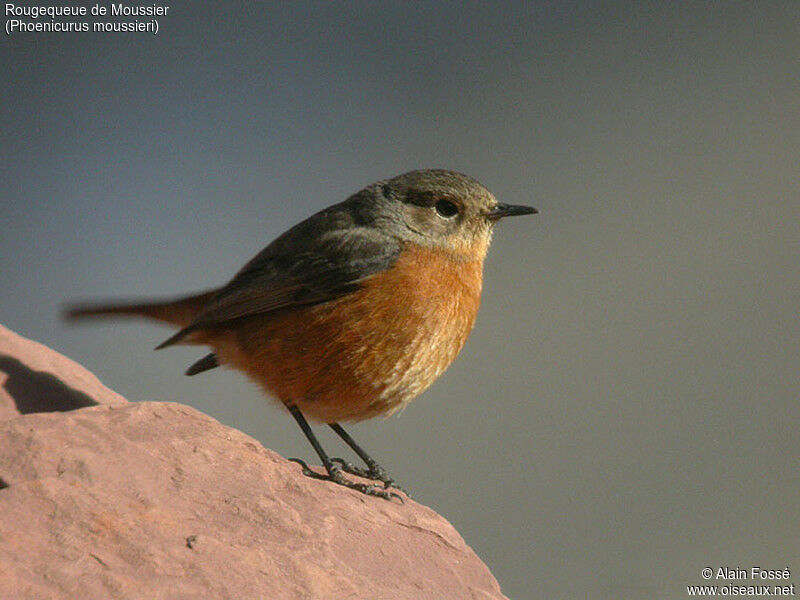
486;203;538;220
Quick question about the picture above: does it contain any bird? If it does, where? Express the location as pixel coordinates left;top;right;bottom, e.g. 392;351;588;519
65;169;537;500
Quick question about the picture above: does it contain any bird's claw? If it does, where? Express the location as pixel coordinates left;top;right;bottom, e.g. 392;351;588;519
289;458;405;502
330;457;410;496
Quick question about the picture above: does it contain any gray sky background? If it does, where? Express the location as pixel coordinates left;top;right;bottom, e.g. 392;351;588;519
2;3;798;598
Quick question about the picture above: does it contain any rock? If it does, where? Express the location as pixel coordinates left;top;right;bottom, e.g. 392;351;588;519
0;325;508;600
0;324;126;420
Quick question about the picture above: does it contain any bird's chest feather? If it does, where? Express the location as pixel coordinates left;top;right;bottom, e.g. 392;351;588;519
230;244;483;421
344;244;484;405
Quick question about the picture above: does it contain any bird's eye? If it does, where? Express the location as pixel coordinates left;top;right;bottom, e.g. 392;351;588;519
434;199;459;218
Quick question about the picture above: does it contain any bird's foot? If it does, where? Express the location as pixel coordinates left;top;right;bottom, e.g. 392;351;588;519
330;457;410;496
289;458;405;502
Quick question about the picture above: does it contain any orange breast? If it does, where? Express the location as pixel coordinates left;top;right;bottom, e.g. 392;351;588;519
213;244;484;423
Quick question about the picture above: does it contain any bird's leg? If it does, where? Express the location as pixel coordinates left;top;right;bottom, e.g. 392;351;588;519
286;405;402;502
328;423;408;495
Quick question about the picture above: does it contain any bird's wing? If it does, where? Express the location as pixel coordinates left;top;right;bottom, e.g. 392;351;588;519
157;211;401;348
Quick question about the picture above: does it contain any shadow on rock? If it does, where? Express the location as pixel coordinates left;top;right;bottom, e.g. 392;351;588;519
0;355;97;414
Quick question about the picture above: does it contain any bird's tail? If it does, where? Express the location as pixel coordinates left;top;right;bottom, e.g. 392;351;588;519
64;290;218;329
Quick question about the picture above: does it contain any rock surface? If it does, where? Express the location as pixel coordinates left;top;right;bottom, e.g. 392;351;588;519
0;325;507;600
0;325;126;420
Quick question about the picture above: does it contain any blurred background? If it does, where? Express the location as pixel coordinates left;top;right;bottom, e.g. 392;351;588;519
2;2;798;598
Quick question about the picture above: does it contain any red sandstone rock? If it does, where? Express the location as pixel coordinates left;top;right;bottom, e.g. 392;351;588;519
0;324;127;420
0;325;507;600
